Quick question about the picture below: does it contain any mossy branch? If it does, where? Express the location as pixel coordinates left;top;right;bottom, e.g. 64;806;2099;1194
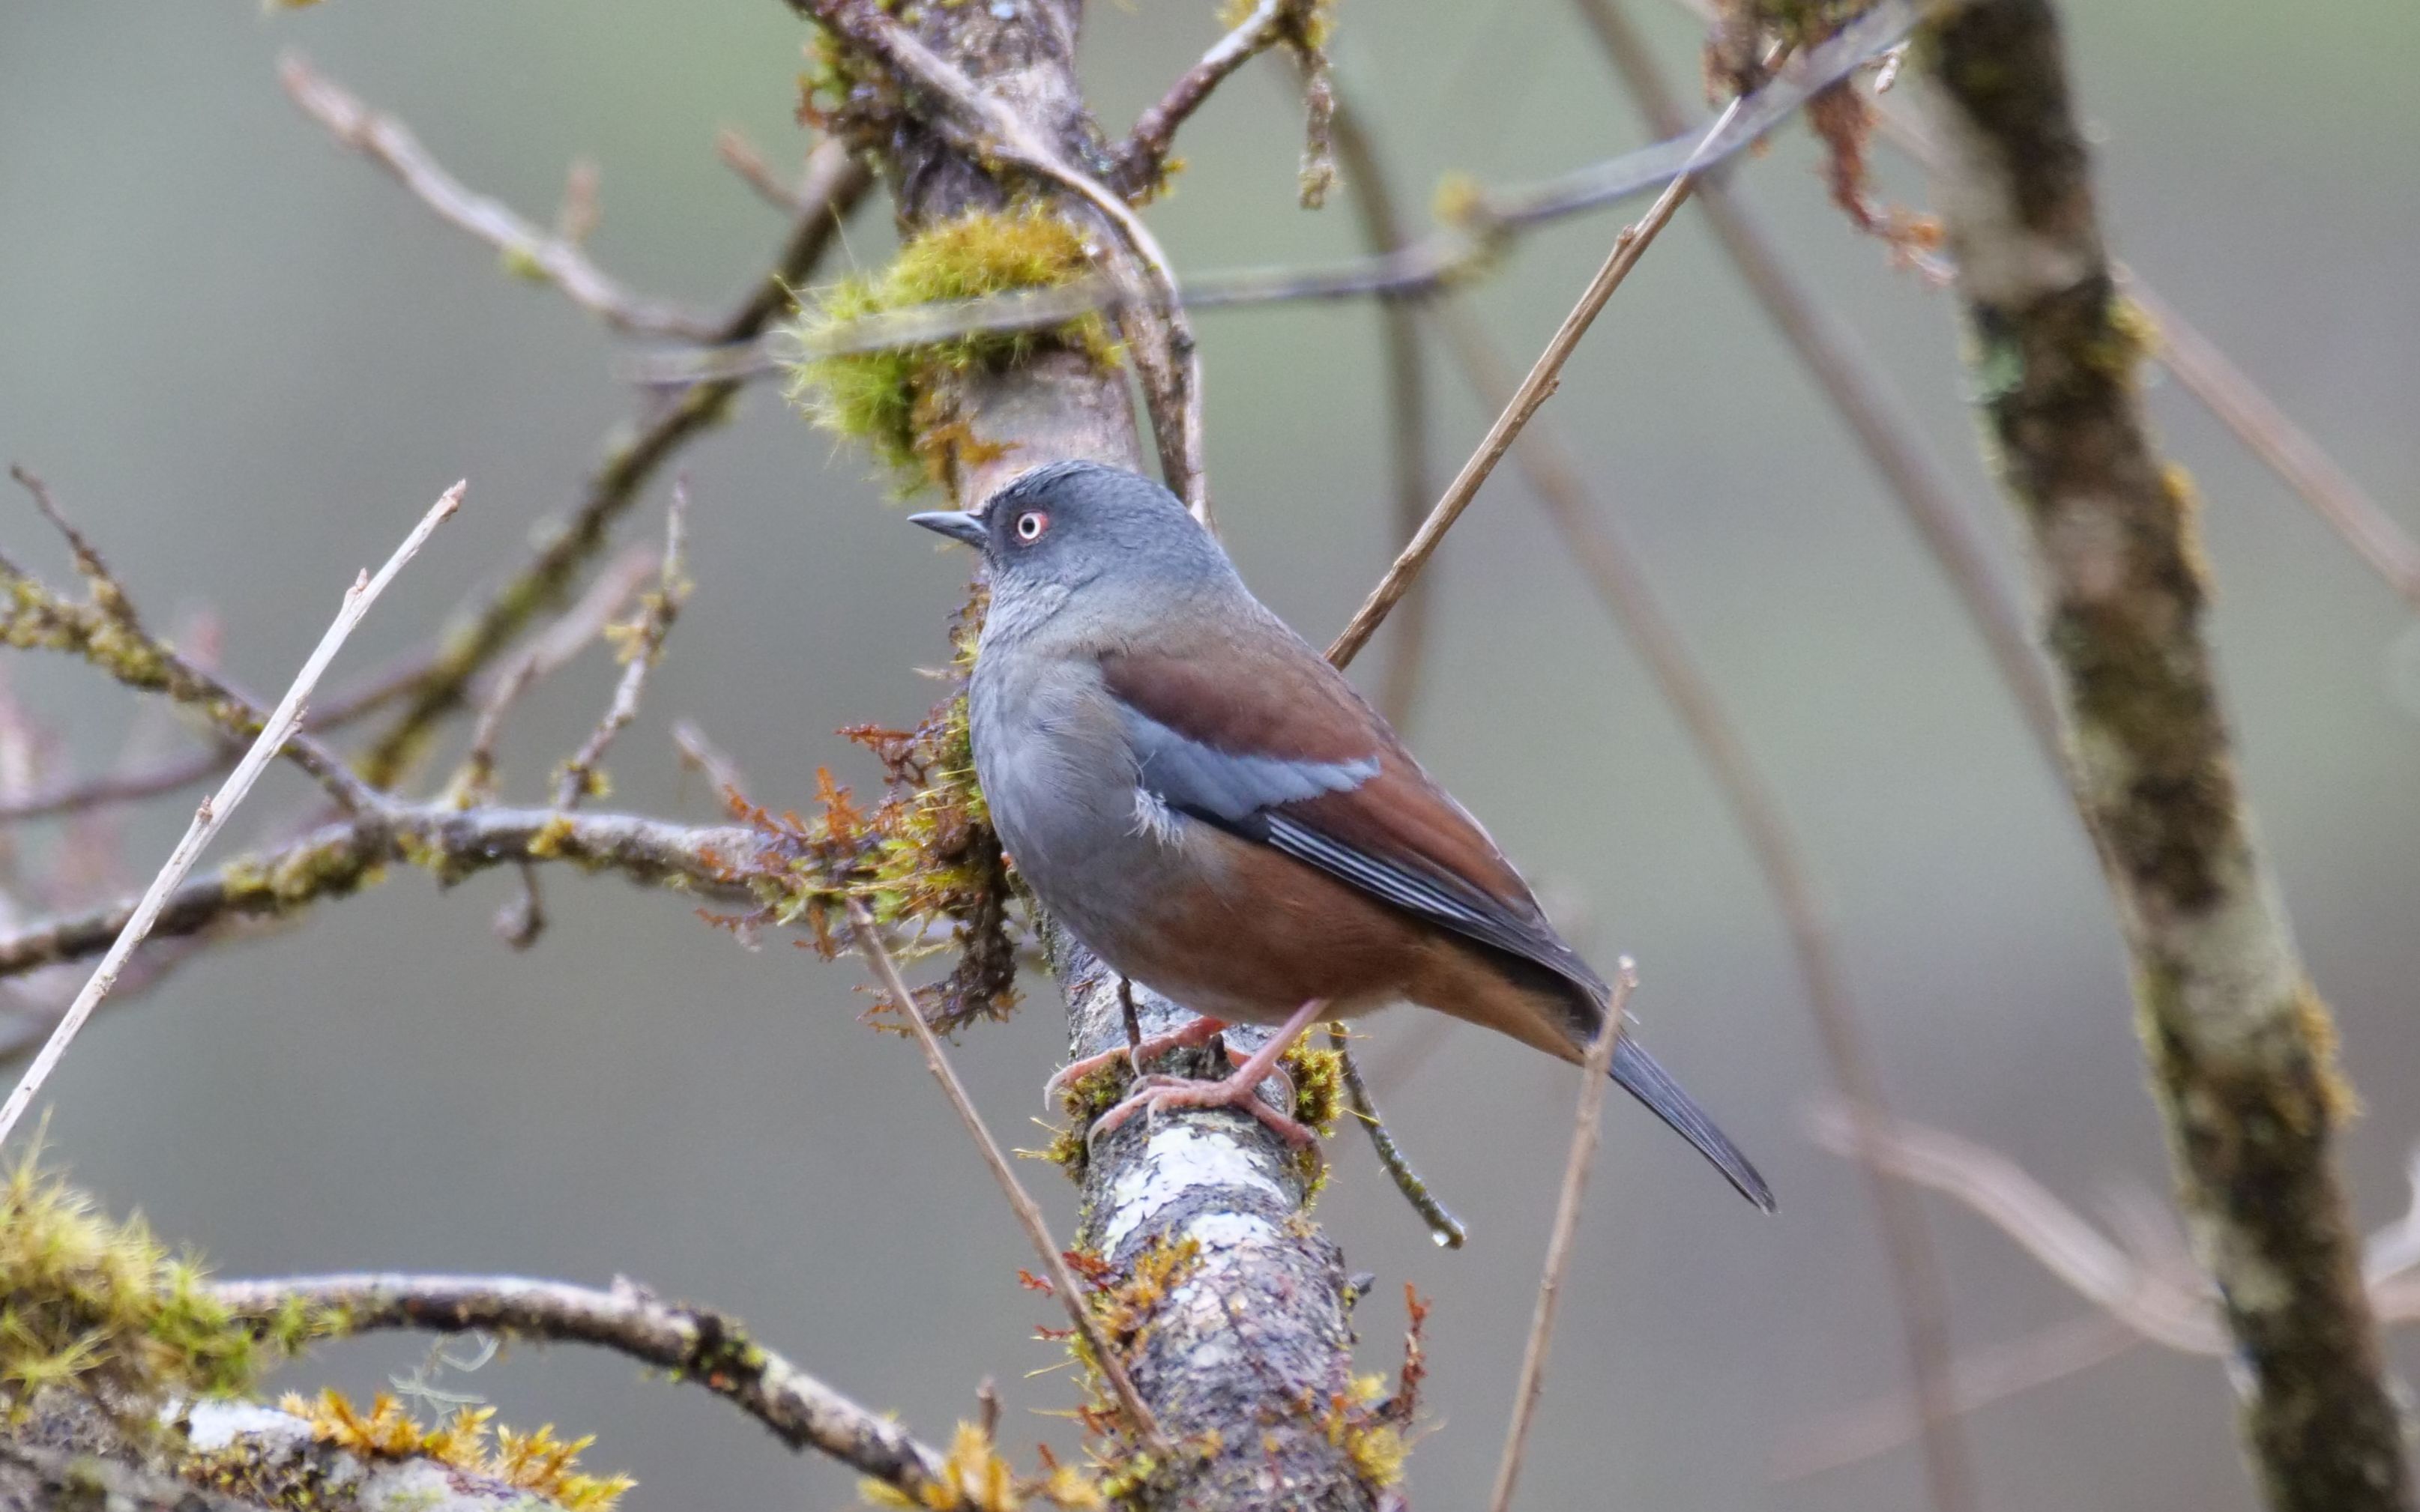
211;1273;961;1504
0;805;814;983
1916;4;2410;1509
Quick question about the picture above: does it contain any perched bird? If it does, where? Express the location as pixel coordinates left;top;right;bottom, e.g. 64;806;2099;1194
911;460;1772;1210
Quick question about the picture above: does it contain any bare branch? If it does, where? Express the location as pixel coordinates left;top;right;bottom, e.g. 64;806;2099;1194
208;1271;958;1502
452;543;660;808
845;899;1171;1457
1485;961;1633;1512
280;55;720;342
358;139;872;787
716;127;817;214
0;483;464;1149
1770;1313;2140;1481
1577;0;2058;772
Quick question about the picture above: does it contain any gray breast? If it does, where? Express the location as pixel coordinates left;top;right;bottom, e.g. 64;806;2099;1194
968;642;1215;966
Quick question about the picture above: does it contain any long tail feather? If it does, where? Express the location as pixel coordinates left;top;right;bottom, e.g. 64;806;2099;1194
1611;1035;1776;1212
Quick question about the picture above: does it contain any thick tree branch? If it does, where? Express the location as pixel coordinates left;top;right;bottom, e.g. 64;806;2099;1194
1916;5;2410;1508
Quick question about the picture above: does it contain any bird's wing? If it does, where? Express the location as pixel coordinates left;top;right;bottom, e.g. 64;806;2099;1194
1098;640;1605;999
1100;635;1777;1212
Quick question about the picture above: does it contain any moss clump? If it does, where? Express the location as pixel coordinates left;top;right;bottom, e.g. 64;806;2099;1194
0;1154;315;1418
1039;1057;1135;1179
282;1389;634;1512
786;206;1117;489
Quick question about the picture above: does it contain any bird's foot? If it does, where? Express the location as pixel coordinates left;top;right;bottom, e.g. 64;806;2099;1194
1042;1014;1230;1107
1088;1068;1318;1150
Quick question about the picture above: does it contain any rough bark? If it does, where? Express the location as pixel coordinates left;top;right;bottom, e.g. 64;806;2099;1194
1;1397;578;1512
1916;4;2411;1508
826;1;1378;1505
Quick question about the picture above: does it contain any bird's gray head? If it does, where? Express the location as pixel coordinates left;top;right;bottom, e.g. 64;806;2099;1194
908;462;1233;620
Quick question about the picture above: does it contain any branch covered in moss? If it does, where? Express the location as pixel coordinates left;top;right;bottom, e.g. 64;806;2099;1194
1916;5;2408;1510
0;804;796;982
211;1273;959;1503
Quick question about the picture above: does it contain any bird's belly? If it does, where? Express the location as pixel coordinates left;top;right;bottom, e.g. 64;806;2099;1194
1033;808;1430;1028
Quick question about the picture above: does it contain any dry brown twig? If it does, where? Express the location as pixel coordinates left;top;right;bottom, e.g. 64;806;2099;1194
1485;960;1634;1512
843;899;1172;1457
0;482;465;1149
1326;90;1746;667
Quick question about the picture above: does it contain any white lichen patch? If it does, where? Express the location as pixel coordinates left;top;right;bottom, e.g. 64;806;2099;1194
1099;1123;1285;1254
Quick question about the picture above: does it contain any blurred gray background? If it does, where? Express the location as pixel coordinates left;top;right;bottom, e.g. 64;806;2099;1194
4;1;2417;1508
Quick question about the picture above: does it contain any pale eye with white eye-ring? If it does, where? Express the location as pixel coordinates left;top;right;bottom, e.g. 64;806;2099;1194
1013;509;1049;543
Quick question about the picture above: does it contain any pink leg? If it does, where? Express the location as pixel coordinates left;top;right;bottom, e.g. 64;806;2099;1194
1042;1013;1230;1106
1088;998;1330;1149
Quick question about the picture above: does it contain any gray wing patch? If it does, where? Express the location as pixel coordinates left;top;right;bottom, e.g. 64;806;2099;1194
1117;707;1378;822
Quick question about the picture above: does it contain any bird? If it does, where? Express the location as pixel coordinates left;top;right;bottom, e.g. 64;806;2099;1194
909;459;1773;1211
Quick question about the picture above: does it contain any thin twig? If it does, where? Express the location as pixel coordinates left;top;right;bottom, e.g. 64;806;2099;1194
453;543;660;807
1485;959;1634;1512
716;128;816;214
1327;92;1745;666
2124;276;2420;609
208;1271;959;1503
555;485;691;809
1331;1026;1464;1249
672;719;750;808
280;55;719;342
844;898;1171;1457
0;483;463;1149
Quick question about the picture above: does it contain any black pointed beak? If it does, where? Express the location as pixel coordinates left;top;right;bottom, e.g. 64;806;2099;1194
908;510;986;548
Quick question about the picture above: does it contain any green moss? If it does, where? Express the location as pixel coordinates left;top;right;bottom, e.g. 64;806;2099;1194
0;1154;321;1419
1045;1058;1135;1180
785;206;1118;489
